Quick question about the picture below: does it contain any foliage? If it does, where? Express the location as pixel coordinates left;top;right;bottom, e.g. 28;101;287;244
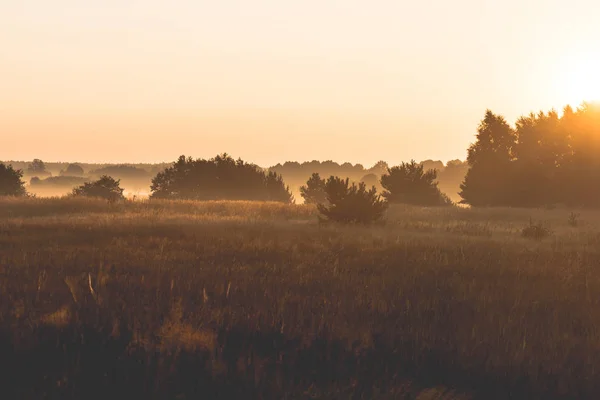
317;176;388;224
72;175;125;201
381;160;453;206
0;162;27;197
61;163;85;176
459;110;516;206
151;154;293;203
461;102;600;208
299;173;327;204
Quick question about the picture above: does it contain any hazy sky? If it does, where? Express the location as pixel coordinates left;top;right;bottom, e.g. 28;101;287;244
2;0;599;167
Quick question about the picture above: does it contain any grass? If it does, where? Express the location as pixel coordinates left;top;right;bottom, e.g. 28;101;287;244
1;197;600;398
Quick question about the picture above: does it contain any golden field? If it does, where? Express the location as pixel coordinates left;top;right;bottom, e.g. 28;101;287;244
1;197;599;399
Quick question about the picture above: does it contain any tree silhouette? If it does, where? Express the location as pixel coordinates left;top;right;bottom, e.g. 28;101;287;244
72;176;125;202
381;160;452;206
317;176;388;224
150;154;293;203
0;163;27;197
27;159;51;177
61;163;85;176
459;102;600;207
299;173;327;205
459;110;516;206
360;173;381;191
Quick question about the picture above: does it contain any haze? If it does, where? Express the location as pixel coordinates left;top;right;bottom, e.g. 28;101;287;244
2;0;599;166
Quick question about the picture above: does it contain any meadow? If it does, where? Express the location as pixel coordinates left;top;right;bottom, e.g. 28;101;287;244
1;197;600;399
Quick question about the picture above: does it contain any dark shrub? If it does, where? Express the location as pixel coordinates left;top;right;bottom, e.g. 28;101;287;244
381;160;452;206
72;175;125;202
150;154;293;203
317;176;388;224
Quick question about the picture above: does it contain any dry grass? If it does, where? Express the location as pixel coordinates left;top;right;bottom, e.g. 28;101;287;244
1;197;599;398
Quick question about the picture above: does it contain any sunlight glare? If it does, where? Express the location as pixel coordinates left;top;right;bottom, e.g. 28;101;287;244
558;54;600;107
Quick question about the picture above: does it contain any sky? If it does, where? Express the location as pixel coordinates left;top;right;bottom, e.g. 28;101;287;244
1;0;599;167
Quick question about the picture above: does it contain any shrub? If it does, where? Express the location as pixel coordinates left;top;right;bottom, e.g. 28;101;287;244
521;218;551;240
150;154;293;203
381;160;452;206
300;173;327;205
317;176;388;224
72;175;125;202
0;163;27;197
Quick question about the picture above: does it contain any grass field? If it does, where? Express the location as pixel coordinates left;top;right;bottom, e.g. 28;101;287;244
1;197;600;399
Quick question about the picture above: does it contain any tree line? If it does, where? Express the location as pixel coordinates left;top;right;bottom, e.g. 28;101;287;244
1;101;599;212
461;102;600;207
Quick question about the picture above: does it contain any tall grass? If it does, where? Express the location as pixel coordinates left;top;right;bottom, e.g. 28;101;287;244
1;197;599;398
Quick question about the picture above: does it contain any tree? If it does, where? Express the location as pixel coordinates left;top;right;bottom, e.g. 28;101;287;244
360;173;380;188
61;163;85;176
317;176;388;224
27;158;51;177
0;163;27;197
368;160;389;176
72;175;125;201
459;110;516;206
150;154;293;203
299;173;327;204
381;161;452;206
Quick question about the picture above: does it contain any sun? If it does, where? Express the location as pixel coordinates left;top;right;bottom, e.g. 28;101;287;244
557;54;600;107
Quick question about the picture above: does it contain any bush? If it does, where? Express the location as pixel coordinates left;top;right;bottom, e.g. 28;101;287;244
381;160;452;206
0;163;27;197
72;175;125;202
150;154;293;203
299;173;327;205
521;218;551;240
317;176;388;224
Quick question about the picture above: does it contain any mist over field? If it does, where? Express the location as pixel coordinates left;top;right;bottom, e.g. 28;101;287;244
3;0;600;398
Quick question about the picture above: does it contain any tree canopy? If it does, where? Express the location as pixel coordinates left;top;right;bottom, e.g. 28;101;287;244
460;103;600;207
299;173;327;205
317;176;388;224
150;154;293;203
0;163;27;197
72;175;125;202
381;161;452;206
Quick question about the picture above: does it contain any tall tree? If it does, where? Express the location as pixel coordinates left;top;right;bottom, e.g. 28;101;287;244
459;110;516;206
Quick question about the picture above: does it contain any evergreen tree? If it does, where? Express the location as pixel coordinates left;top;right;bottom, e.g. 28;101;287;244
459;110;516;206
299;173;327;204
317;176;388;224
381;161;452;206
